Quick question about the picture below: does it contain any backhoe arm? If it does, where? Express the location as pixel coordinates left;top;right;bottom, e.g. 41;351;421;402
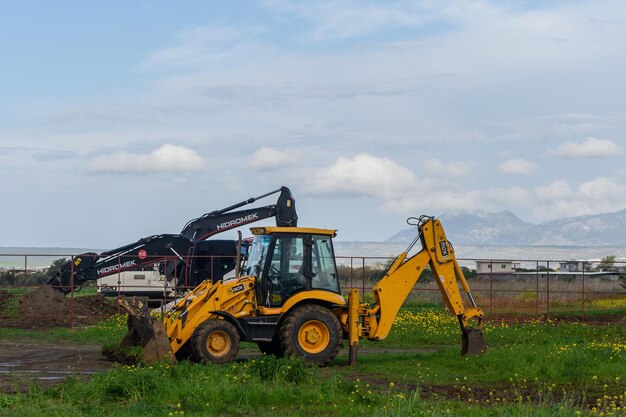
347;216;485;359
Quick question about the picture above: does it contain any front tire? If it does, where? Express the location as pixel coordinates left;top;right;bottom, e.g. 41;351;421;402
279;305;342;366
190;319;240;364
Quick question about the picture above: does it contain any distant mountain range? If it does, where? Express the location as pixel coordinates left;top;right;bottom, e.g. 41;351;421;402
386;209;626;246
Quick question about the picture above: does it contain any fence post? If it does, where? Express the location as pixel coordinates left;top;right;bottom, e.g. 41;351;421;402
350;257;354;288
163;255;168;307
546;261;550;317
535;260;539;316
23;255;27;297
23;254;28;287
361;257;365;300
70;255;75;324
581;261;586;322
489;260;493;316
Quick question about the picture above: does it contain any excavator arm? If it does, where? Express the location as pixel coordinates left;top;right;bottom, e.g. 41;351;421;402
48;186;297;293
180;186;297;240
347;216;485;361
46;234;237;293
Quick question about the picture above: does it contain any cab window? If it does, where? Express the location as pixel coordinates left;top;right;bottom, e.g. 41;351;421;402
265;235;307;306
245;235;271;278
311;235;340;293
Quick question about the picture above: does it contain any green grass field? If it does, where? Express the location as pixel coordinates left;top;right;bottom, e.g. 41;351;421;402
2;307;626;416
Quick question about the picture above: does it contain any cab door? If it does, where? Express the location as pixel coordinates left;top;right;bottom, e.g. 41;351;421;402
263;234;310;307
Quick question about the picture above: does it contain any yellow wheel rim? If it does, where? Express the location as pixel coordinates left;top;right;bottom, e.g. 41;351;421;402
297;320;330;354
206;330;231;357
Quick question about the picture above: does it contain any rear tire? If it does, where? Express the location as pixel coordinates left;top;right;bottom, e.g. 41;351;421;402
279;304;342;366
190;319;240;364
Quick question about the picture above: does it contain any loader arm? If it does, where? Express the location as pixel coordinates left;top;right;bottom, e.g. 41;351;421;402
348;216;485;356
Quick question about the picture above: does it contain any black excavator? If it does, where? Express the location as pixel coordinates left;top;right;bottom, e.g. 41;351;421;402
47;187;297;296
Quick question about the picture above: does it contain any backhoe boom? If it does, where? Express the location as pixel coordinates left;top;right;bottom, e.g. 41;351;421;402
348;216;485;358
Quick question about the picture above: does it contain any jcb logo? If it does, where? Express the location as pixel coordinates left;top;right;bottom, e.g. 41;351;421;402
229;284;245;294
438;238;449;257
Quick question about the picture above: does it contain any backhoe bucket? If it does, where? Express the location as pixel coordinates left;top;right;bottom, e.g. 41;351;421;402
461;327;487;355
118;298;175;364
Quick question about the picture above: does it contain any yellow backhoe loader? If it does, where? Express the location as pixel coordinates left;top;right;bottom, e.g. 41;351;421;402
120;215;485;366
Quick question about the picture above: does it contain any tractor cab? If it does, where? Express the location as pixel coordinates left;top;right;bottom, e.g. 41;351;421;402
246;227;341;307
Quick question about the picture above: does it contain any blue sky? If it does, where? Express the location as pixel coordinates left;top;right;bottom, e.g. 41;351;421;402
1;1;625;247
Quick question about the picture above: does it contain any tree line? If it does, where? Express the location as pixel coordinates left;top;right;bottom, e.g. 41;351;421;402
0;258;67;286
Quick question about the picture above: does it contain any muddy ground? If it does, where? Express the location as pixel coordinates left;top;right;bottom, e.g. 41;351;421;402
0;338;436;394
0;341;112;393
0;286;120;392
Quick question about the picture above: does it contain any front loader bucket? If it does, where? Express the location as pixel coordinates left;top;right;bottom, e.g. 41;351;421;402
118;297;175;364
461;327;487;355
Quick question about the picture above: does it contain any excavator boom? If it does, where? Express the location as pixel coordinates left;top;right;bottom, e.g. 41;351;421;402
48;186;297;294
180;186;297;240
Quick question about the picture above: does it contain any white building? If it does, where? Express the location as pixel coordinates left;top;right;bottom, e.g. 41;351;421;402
475;260;521;274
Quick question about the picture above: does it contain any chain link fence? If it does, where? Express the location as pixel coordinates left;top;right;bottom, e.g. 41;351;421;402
1;252;625;324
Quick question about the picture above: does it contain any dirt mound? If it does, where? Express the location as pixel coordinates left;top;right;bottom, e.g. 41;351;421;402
1;286;118;328
74;293;119;317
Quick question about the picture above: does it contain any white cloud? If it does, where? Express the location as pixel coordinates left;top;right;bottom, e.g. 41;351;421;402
303;154;483;216
552;137;622;158
530;176;626;221
250;147;301;171
382;189;480;215
482;187;533;207
422;159;474;177
85;144;204;174
534;180;575;202
305;153;418;199
579;176;626;200
499;159;537;175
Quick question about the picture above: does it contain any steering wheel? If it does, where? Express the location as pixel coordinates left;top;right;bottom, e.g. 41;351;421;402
269;264;280;276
